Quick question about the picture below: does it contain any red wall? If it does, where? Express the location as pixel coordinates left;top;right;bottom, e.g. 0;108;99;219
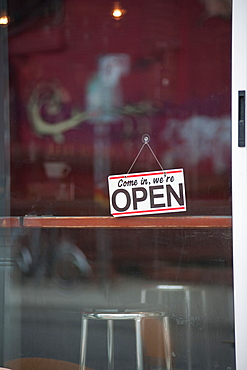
8;0;232;215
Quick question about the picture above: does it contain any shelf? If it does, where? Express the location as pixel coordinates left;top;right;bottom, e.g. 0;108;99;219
0;217;21;228
0;216;232;229
22;216;232;229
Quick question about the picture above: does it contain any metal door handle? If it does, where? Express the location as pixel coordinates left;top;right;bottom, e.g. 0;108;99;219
238;90;245;147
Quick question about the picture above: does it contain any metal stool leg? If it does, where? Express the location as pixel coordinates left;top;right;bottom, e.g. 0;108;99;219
185;289;192;370
135;317;143;370
80;317;88;370
107;319;114;370
201;289;210;370
163;316;172;370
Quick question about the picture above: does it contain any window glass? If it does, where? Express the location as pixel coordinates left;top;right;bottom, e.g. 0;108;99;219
3;0;234;369
8;0;231;216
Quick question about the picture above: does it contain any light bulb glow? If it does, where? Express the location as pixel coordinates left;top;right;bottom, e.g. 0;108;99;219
111;2;126;21
0;11;9;26
113;9;122;18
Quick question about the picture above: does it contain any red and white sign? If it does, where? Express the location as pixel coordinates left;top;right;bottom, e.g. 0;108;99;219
108;169;186;217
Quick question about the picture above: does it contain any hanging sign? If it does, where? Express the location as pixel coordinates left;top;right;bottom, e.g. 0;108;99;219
108;169;186;217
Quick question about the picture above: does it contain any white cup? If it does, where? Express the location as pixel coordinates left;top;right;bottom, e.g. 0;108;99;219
44;161;71;179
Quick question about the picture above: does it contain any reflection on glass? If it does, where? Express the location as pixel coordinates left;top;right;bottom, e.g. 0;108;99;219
4;0;234;369
6;226;234;369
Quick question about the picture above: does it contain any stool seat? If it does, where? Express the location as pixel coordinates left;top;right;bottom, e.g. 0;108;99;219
141;284;208;370
80;308;171;370
82;308;167;320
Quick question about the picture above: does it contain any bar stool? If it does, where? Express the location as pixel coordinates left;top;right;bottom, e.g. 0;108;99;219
141;284;209;370
80;308;172;370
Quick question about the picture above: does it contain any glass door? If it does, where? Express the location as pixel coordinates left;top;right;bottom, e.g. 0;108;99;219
0;0;237;369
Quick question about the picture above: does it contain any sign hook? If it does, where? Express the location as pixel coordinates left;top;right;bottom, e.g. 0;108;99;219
142;134;150;144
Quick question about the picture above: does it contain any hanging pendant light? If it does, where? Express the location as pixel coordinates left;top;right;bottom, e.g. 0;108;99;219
0;10;9;26
111;1;126;21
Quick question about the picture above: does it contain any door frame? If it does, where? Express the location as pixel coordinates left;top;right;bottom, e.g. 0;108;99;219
232;0;247;368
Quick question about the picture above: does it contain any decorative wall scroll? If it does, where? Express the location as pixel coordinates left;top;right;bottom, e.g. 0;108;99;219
27;54;131;143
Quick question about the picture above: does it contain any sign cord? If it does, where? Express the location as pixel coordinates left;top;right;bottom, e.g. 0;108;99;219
126;135;164;174
126;143;145;174
146;143;164;171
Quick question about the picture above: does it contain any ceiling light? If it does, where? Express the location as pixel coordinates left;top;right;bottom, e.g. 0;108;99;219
111;2;126;21
0;11;9;26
